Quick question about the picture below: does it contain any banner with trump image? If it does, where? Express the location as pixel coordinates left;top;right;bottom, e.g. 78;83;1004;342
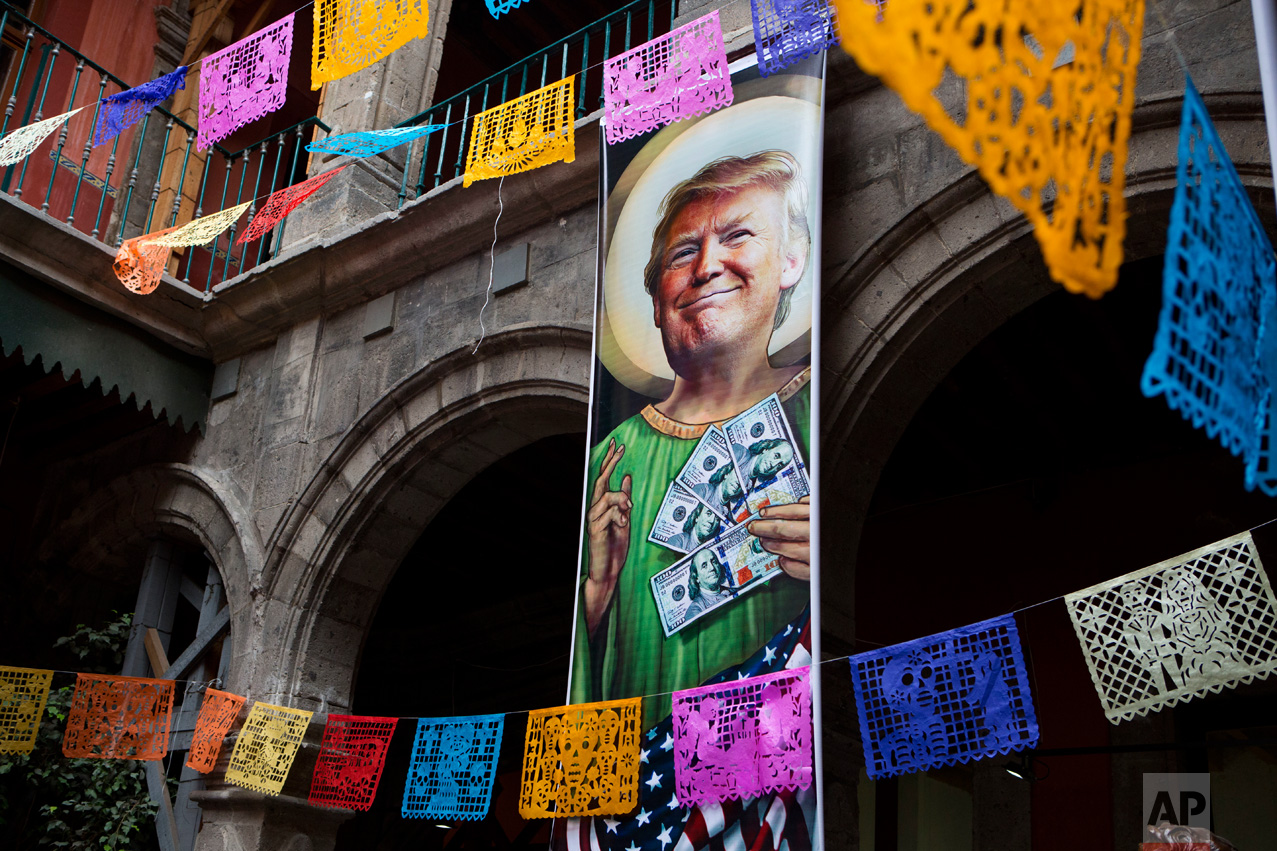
564;55;824;850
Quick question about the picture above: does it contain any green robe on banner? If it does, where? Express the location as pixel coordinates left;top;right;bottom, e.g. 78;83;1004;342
570;369;811;729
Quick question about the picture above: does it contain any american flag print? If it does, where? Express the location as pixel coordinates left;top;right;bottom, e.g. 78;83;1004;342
554;608;815;851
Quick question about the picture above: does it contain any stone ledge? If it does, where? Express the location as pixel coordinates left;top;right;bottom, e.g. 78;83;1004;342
202;117;604;361
0;192;210;356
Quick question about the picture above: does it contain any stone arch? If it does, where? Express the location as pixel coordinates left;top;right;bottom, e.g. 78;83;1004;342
257;324;592;709
39;462;263;686
819;92;1274;639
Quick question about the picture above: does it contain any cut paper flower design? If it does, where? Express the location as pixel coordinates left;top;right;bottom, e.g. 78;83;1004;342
484;0;532;18
832;0;1145;297
225;702;313;796
463;76;576;187
1066;531;1277;723
0;667;53;754
62;674;174;760
186;688;245;774
402;714;505;820
308;714;398;811
150;202;252;248
1142;79;1277;493
602;10;733;145
113;227;176;295
849;615;1039;780
519;697;642;818
198;14;293;149
311;0;428;90
94;66;188;146
0;107;86;167
306;125;444;158
238;167;346;245
750;0;839;77
672;666;813;807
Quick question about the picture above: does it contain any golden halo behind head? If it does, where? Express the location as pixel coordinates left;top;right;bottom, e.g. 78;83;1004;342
601;91;822;398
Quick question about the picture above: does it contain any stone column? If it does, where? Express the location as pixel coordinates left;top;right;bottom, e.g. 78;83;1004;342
191;713;353;851
280;0;455;251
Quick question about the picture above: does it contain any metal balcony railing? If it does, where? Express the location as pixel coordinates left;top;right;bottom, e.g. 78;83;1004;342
0;1;328;293
390;0;676;206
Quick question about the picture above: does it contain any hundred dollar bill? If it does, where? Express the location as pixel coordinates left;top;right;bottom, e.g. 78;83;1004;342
649;520;784;637
648;481;723;554
723;394;810;515
674;425;750;523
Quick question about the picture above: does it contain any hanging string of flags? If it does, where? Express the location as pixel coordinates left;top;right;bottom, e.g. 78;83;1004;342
0;1;801;295
5;523;1277;816
0;0;1269;368
4;0;1277;821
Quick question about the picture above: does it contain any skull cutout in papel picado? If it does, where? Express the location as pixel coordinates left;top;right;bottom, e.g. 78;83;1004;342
880;649;948;772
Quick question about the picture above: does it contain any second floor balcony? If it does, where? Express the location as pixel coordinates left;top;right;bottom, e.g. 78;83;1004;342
0;0;674;296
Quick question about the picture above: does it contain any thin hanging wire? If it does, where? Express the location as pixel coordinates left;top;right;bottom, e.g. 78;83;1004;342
473;175;505;355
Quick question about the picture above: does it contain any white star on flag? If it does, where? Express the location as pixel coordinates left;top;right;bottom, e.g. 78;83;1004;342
626;843;640;851
660;733;674;752
635;807;652;826
604;818;620;834
657;824;674;850
667;792;681;810
640;748;650;763
645;771;663;790
764;645;777;663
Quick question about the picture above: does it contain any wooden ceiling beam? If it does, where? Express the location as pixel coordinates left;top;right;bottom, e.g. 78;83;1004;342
182;0;237;64
238;0;280;43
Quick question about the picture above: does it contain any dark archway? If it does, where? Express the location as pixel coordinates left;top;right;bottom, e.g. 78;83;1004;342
336;432;587;851
854;255;1277;850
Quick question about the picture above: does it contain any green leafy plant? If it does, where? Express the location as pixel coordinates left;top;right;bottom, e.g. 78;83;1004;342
0;613;161;851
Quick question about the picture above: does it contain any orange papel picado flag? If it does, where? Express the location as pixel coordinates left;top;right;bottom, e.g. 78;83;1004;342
463;76;576;188
186;688;246;774
519;697;642;818
312;0;429;90
113;226;177;295
62;674;175;760
832;0;1145;297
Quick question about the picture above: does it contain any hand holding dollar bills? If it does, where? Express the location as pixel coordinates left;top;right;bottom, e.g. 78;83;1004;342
584;439;632;639
724;396;812;581
748;496;811;581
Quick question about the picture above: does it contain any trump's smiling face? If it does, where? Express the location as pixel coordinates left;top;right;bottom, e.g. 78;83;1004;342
652;183;804;372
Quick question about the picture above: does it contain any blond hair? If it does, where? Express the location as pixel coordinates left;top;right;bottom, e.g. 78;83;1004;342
643;150;810;331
